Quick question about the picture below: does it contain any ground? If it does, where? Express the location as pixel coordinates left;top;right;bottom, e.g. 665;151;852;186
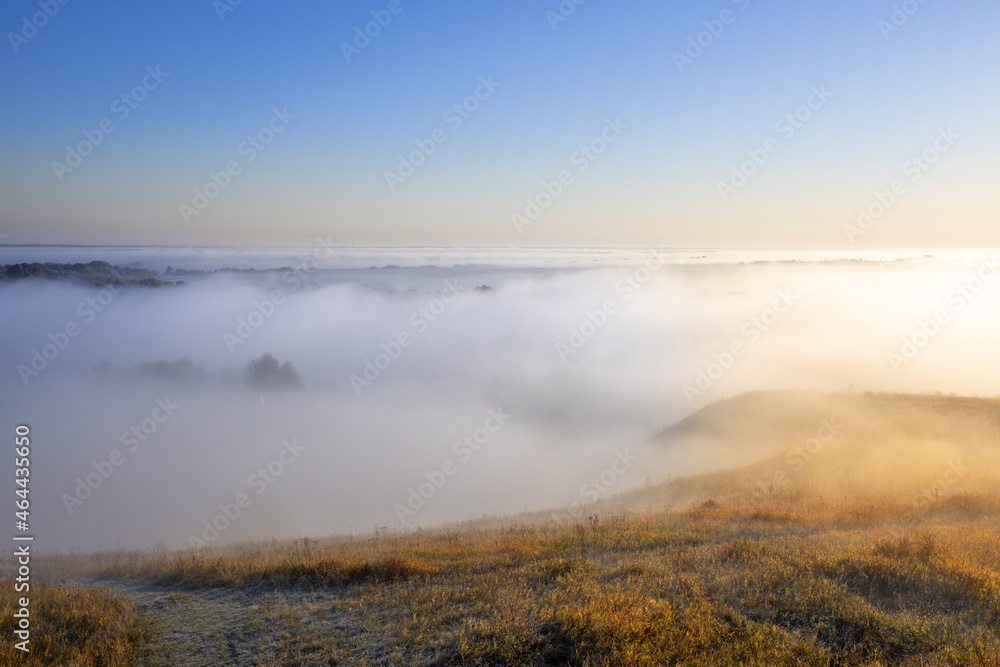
10;391;1000;665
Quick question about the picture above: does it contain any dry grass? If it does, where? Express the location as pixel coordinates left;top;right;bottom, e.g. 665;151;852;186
30;390;1000;665
0;581;151;666
48;498;1000;666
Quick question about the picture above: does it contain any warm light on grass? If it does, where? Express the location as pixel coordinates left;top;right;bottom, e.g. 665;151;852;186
0;582;150;667
30;391;1000;665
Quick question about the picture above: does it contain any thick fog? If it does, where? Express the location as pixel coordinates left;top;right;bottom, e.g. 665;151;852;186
1;247;999;552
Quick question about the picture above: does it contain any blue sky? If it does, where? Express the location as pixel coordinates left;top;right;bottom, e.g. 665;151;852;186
1;0;997;247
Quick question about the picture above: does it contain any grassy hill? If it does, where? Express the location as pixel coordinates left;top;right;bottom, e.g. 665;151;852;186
17;391;1000;666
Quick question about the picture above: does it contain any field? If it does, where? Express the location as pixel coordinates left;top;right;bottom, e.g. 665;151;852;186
17;391;1000;665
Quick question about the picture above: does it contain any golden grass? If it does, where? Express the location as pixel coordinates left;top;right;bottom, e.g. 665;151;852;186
48;497;999;666
0;581;150;666
30;391;1000;664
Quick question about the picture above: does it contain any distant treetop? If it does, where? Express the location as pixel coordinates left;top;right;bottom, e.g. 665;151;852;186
0;260;179;287
245;353;303;389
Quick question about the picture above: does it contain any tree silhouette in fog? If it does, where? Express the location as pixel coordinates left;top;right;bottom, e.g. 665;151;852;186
244;353;303;389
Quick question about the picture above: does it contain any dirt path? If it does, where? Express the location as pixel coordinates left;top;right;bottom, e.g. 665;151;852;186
80;577;361;666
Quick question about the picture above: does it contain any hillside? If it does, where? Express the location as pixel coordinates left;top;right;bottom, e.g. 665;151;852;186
627;390;1000;514
15;390;1000;666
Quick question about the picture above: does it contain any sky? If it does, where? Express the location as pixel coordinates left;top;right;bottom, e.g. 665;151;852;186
1;0;997;248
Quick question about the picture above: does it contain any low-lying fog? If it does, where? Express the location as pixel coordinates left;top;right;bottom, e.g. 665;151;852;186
1;247;998;552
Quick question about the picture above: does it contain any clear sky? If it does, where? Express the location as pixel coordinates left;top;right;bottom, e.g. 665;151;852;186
0;0;997;247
